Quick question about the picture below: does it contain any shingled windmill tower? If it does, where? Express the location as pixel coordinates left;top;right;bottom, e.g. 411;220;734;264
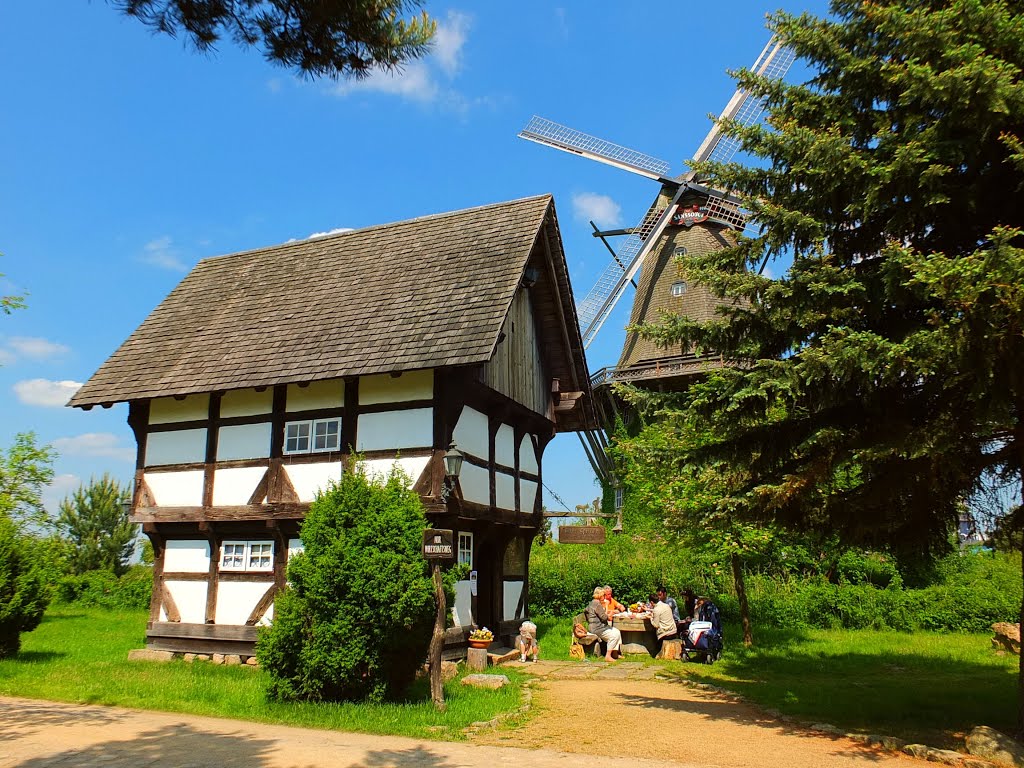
519;37;795;483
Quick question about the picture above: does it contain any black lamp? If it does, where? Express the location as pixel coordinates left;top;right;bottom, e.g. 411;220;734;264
443;442;464;479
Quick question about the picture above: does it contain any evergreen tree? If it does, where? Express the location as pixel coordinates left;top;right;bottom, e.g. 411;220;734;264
56;475;135;576
109;0;436;79
0;515;48;657
631;1;1024;726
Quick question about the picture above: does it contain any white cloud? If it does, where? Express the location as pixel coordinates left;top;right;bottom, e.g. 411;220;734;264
13;378;83;407
0;348;14;366
572;192;622;228
51;433;136;463
308;227;354;239
6;336;69;360
433;11;470;77
42;474;81;513
140;235;189;271
333;60;438;102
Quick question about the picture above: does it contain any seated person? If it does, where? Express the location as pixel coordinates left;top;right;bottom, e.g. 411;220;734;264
682;589;697;619
602;584;627;617
518;620;539;663
585;586;622;662
657;585;681;622
650;591;680;654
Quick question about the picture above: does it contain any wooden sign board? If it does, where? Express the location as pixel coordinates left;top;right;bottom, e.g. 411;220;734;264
559;525;606;544
423;529;454;559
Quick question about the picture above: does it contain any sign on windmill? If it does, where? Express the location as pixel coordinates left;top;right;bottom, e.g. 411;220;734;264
422;529;454;559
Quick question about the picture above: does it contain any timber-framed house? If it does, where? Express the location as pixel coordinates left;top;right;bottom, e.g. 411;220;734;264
70;195;594;657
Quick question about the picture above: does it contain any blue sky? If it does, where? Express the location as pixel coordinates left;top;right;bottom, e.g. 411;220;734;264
0;1;827;515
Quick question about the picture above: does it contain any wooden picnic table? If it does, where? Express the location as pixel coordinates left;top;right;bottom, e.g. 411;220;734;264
611;613;658;656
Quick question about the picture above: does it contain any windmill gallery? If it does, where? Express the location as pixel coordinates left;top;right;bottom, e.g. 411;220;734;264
70;38;790;659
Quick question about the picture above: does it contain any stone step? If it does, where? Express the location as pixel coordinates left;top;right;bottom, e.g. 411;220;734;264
488;646;520;665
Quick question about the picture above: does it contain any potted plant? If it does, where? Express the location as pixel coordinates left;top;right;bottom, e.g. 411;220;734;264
468;627;494;649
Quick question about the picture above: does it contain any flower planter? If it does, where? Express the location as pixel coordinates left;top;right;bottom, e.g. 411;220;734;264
468;638;492;650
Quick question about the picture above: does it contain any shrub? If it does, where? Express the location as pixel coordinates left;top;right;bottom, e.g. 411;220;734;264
0;516;50;657
56;566;152;610
257;466;435;703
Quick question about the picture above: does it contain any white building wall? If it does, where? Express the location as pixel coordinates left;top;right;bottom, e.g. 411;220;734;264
164;580;208;624
146;429;207;465
149;394;209;424
459;462;490;506
360;456;431;487
287;379;344;411
495;471;516;511
452;581;473;627
212;466;267;506
357;408;432;451
520;479;538;514
216;581;272;625
359;369;433;405
452;407;489;460
494;424;515;468
519;434;538;474
163;540;210;573
285;461;343;502
220;388;273;418
217;423;271;461
145;470;205;506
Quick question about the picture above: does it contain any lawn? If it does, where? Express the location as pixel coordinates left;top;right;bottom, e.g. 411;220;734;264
0;606;525;741
533;616;1016;749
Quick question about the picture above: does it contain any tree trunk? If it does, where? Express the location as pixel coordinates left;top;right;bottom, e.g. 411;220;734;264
731;552;753;646
428;563;446;712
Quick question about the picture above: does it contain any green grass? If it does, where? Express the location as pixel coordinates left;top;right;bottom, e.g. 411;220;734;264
535;615;1016;749
0;606;525;740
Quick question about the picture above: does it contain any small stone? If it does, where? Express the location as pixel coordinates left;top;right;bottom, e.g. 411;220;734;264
926;748;967;765
194;654;211;662
245;656;259;667
966;725;1024;767
212;654;225;664
962;759;996;768
224;655;242;666
127;649;175;663
992;623;1021;655
879;736;907;750
183;653;198;663
441;660;459;682
903;744;931;759
811;723;844;736
620;643;650;655
461;674;510;690
845;733;871;744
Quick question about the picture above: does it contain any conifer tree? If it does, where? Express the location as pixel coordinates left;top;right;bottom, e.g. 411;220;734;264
633;1;1024;727
56;475;135;576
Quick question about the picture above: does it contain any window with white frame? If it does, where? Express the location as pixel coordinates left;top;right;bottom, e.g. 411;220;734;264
284;417;341;455
220;540;274;572
670;281;687;297
614;487;624;511
458;532;473;567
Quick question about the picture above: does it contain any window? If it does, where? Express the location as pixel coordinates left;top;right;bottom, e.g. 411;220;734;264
220;540;274;572
458;532;473;567
670;281;687;297
615;487;624;511
673;246;687;257
284;418;341;455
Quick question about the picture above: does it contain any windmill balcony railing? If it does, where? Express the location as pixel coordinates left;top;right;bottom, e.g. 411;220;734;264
589;356;726;389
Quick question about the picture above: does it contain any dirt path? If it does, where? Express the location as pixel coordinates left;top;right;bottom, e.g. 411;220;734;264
472;676;921;768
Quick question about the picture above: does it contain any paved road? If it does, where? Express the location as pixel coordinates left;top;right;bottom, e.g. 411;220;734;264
1;696;699;768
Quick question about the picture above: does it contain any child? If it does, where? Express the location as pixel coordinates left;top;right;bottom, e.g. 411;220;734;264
518;620;539;662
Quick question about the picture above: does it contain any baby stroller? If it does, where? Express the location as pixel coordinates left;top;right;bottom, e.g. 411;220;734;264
682;600;723;664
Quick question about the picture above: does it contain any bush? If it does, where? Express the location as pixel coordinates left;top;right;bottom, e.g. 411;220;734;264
257;466;435;703
56;566;152;610
0;516;50;657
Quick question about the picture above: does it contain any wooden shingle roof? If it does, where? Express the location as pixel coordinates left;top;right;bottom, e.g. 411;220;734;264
71;195;589;416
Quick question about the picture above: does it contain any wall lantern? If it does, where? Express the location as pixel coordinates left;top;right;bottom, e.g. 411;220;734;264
443;442;464;479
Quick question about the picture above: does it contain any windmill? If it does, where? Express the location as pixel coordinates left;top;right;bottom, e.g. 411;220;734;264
519;36;795;485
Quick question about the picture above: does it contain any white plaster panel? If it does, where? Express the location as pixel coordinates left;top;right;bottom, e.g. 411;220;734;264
459;462;490;506
452;407;489;460
519;435;538;474
360;456;431;487
145;428;207;466
452;580;473;627
495;424;515;468
356;408;432;451
149;394;209;424
284;461;342;502
288;538;304;560
359;369;433;405
163;540;210;573
145;470;205;506
503;581;524;621
164;580;208;624
217;423;271;461
220;388;273;418
213;466;268;506
216;581;272;625
520;479;538;514
287;379;344;412
495;471;516;511
260;603;274;626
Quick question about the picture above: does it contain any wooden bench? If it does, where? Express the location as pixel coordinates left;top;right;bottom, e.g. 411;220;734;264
572;614;604;656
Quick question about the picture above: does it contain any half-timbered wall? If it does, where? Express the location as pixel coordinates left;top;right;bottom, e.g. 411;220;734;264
482;288;548;417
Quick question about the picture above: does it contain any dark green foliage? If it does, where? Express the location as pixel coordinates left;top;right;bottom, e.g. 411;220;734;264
257;467;435;703
56;475;136;576
56;566;153;610
0;433;55;532
0;516;49;657
110;0;436;80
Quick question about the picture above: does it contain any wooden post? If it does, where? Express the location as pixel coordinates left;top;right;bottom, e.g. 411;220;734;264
428;562;446;711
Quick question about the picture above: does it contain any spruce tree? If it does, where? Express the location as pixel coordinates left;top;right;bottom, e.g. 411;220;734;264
56;475;136;576
635;1;1024;728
